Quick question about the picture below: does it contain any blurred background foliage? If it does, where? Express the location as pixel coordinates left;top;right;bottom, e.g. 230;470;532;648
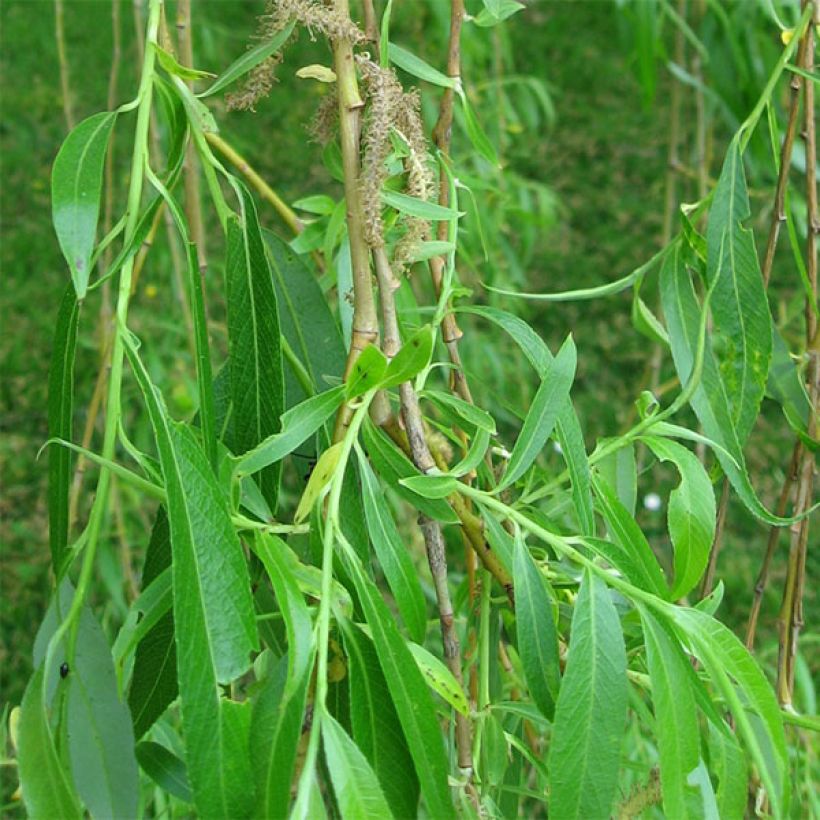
0;0;816;793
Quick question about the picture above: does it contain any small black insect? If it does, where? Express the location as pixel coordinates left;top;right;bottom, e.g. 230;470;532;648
59;662;70;679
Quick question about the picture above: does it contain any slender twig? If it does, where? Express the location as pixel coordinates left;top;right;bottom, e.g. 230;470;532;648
54;0;75;129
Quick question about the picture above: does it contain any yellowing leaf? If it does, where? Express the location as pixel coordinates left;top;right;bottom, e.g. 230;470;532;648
295;443;344;523
296;64;337;83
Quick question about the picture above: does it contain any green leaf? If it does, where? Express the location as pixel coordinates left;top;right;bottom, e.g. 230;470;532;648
235;386;345;476
499;334;577;490
474;0;525;25
513;530;560;720
155;44;215;81
47;286;80;575
400;473;461;499
640;609;701;819
548;570;627;819
250;653;311;820
295;442;344;523
671;608;789;817
388;42;457;88
459;92;499;166
226;184;285;509
449;427;491;478
17;668;83;820
405;642;469;717
705;138;772;444
381;189;460;221
422;388;497;433
51;111;116;298
344;551;456;819
342;623;420;817
643;437;716;599
382;325;434;388
113;567;172;666
198;22;295;98
591;473;669;598
128;508;177;739
346;344;388;399
597;441;637;515
124;333;257;818
362;421;459;524
323;712;394;819
766;326;814;444
406;240;456;262
708;722;748;819
264;230;346;406
660;243;809;524
358;452;427;643
136;741;193;803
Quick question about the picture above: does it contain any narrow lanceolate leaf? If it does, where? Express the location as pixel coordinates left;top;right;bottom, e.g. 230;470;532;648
343;623;420;818
388;42;457;88
767;326;814;444
671;608;789;817
708;721;748;819
344;552;455;819
235;385;345;476
358;453;427;643
346;344;388;399
706;138;772;444
660;244;804;525
643;437;716;599
499;334;577;490
51;111;117;298
640;609;701;820
18;668;82;820
47;285;79;575
124;334;257;818
136;742;193;803
548;570;627;820
513;531;560;720
323;713;394;819
591;473;669;598
227;183;284;510
382;325;434;388
250;654;311;820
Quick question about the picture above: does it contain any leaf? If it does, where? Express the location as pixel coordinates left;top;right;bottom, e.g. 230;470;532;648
422;388;497;433
474;0;525;25
295;442;344;523
343;623;420;817
264;230;346;406
548;570;627;819
155;44;215;80
388;42;457;88
671;608;789;817
708;721;748;819
344;551;456;819
405;642;470;717
499;334;577;490
128;508;177;739
643;437;716;599
705;138;772;444
136;741;193;803
640;609;701;819
362;421;459;524
47;285;80;575
381;188;460;221
323;713;394;819
597;441;637;515
406;240;456;262
51;111;117;298
513;531;560;720
124;333;257;818
660;242;804;525
358;453;427;643
400;473;461;499
226;184;285;509
346;344;388;399
199;22;295;97
17;668;82;820
766;325;814;443
235;386;345;476
382;325;434;388
250;653;311;820
459;92;499;166
591;473;669;598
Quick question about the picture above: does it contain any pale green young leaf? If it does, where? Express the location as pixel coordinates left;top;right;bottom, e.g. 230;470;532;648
155;44;215;81
381;189;460;221
51;111;116;298
640;608;701;819
295;442;344;523
596;441;637;515
400;473;461;499
358;453;427;643
643;437;716;599
198;23;295;97
499;334;576;490
708;722;748;819
226;184;285;508
344;551;455;819
343;623;420;817
459;92;499;166
388;42;457;88
382;325;434;388
47;286;80;575
422;388;497;433
513;531;560;720
548;570;627;819
407;240;456;262
17;668;83;820
346;344;388;399
136;742;192;804
323;712;394;819
449;427;491;477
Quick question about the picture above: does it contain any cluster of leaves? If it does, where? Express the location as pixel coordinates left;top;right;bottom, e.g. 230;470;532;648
9;1;817;818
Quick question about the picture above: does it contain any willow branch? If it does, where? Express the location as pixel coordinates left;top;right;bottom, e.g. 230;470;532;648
54;0;75;129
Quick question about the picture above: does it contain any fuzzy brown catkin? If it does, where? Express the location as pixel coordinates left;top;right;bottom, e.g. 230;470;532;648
262;0;365;43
